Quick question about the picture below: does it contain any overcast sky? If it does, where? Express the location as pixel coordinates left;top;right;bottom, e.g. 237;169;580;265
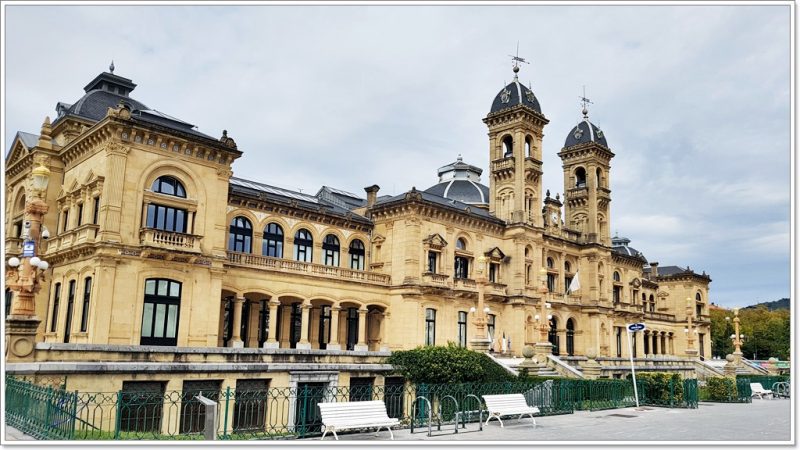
2;3;792;308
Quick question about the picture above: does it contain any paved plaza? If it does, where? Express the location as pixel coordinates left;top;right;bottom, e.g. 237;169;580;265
313;398;792;443
3;398;792;444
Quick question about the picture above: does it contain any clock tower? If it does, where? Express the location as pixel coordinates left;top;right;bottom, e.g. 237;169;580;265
483;59;549;226
558;101;614;245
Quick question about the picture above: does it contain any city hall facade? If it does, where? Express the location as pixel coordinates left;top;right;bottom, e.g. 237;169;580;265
4;63;713;393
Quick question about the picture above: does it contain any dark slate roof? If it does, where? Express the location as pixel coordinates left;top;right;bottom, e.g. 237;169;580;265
436;158;482;177
425;179;489;205
375;189;500;222
131;109;216;140
229;177;371;224
17;131;39;149
611;235;646;261
57;89;149;124
564;119;609;148
644;265;690;276
489;78;542;114
316;186;367;210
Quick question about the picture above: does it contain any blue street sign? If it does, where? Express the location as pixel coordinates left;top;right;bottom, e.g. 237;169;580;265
627;322;646;332
22;240;35;257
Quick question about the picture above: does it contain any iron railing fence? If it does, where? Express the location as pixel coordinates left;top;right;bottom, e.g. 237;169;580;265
5;375;698;441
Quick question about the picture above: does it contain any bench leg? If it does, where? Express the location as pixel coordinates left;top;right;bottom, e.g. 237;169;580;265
485;414;504;428
321;427;328;440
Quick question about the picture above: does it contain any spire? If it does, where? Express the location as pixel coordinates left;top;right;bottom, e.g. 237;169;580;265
109;60;115;74
579;85;592;119
508;42;529;81
38;116;53;149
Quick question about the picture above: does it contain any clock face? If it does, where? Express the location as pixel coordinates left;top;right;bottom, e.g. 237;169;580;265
551;213;559;224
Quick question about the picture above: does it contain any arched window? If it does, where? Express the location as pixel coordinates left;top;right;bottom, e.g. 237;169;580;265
323;234;340;266
524;136;532;157
575;167;587;188
564;261;571;273
613;271;621;282
612;271;622;303
454;238;470;279
564;261;574;294
456;238;467;250
151;176;186;198
349;239;365;270
596;168;602;188
80;277;92;332
228;217;252;253
502;135;513;157
425;308;436;346
695;292;703;317
566;319;575;356
140;278;181;346
547;257;554;269
262;223;283;257
546;257;556;292
294;229;313;262
649;294;655;312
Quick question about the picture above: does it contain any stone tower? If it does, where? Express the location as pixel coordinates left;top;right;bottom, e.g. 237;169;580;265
558;104;614;245
483;64;549;226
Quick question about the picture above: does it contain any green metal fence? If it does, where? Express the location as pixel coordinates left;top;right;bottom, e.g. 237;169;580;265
5;375;699;441
736;375;790;391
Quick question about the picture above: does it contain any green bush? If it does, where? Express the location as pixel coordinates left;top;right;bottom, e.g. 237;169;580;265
705;377;737;401
629;372;683;404
385;344;516;384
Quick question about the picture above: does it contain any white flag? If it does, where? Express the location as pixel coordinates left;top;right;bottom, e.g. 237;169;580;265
567;271;581;293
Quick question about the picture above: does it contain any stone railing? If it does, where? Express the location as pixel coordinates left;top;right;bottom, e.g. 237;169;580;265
48;224;100;253
422;272;450;286
5;237;23;256
566;187;588;201
644;311;676;321
227;251;391;285
139;228;201;253
523;157;541;172
453;277;477;290
490;157;514;172
487;282;507;295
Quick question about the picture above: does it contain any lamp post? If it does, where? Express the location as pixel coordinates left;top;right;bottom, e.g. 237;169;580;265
533;268;553;360
729;308;744;365
684;297;698;357
469;255;491;352
5;162;51;361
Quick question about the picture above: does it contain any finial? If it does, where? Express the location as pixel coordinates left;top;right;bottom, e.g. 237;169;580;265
109;60;115;74
546;189;550;198
457;153;463;162
556;192;560;201
38;116;53;149
508;41;529;79
579;85;593;119
222;129;228;138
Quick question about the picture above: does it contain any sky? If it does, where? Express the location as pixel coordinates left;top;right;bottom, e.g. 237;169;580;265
2;2;792;308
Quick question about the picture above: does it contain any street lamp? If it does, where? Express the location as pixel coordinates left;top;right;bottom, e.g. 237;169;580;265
684;297;698;356
468;255;491;352
5;162;51;317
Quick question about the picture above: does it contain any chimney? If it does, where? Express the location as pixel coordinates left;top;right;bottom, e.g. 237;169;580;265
364;185;380;209
650;261;659;278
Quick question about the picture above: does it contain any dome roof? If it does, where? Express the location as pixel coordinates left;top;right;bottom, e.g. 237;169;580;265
564;118;608;148
611;235;646;261
425;155;489;205
489;78;541;114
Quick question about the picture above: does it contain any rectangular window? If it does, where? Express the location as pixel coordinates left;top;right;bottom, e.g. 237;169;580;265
119;381;165;433
93;196;100;225
140;279;181;346
616;327;623;358
145;204;188;233
5;289;12;316
318;305;331;349
76;203;84;227
346;308;359;351
62;210;69;232
350;253;364;270
424;308;436;346
427;251;437;273
457;311;467;347
257;300;270;347
613;286;622;303
547;273;556;292
63;280;76;343
80;277;92;332
487;314;496;342
294;244;312;262
488;263;498;283
564;276;573;294
349;377;375;402
289;303;302;348
324;249;339;266
180;380;222;434
233;379;270;432
644;332;650;355
454;256;469;279
50;282;62;332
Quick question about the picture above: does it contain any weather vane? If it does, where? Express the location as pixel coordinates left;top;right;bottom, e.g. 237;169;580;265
508;41;529;76
579;85;593;118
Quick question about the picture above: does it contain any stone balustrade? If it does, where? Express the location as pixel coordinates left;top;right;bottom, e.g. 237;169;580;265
226;251;391;285
139;228;201;253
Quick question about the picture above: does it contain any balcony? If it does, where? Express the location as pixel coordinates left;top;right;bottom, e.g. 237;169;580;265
48;224;100;253
226;251;391;285
453;277;477;291
139;228;201;253
5;237;22;256
422;272;450;287
523;157;542;173
490;157;514;173
644;311;676;321
487;282;507;296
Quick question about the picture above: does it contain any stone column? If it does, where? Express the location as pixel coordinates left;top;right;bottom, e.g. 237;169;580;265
229;297;244;348
379;312;390;352
327;305;342;350
354;307;368;351
297;300;312;350
263;299;280;348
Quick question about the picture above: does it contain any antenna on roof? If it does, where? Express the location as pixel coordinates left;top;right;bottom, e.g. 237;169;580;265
508;41;529;78
109;60;115;74
579;85;593;119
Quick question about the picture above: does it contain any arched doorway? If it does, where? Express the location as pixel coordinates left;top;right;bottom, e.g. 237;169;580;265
566;319;575;356
548;317;559;356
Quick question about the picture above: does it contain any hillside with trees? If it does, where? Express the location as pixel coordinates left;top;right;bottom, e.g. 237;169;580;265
710;302;790;360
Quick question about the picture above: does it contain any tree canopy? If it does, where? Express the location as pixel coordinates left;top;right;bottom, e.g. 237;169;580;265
710;306;790;360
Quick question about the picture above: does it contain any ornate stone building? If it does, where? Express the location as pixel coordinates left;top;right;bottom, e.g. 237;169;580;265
5;63;713;393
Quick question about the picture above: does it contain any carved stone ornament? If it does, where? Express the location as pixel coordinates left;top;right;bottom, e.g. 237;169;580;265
596;128;604;138
500;87;511;104
525;89;535;103
573;127;584;140
104;142;130;155
220;130;238;149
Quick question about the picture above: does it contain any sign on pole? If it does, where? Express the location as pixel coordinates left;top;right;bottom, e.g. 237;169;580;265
22;240;35;258
626;323;646;408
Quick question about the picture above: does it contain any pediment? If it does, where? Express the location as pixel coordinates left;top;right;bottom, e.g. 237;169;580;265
422;233;447;249
484;246;506;260
372;234;386;245
5;138;28;166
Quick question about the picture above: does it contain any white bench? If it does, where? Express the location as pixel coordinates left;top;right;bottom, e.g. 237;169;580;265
750;383;774;399
317;400;400;440
482;394;540;428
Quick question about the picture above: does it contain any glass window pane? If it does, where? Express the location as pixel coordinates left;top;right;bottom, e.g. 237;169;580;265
169;282;180;298
141;303;154;337
153;304;166;338
166;305;178;338
161;181;174;196
176;210;185;233
165;208;175;230
157;280;168;296
145;279;156;295
156;206;166;229
146;204;156;228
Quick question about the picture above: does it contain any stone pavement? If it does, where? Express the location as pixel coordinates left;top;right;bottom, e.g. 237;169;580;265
316;398;792;443
4;425;36;441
